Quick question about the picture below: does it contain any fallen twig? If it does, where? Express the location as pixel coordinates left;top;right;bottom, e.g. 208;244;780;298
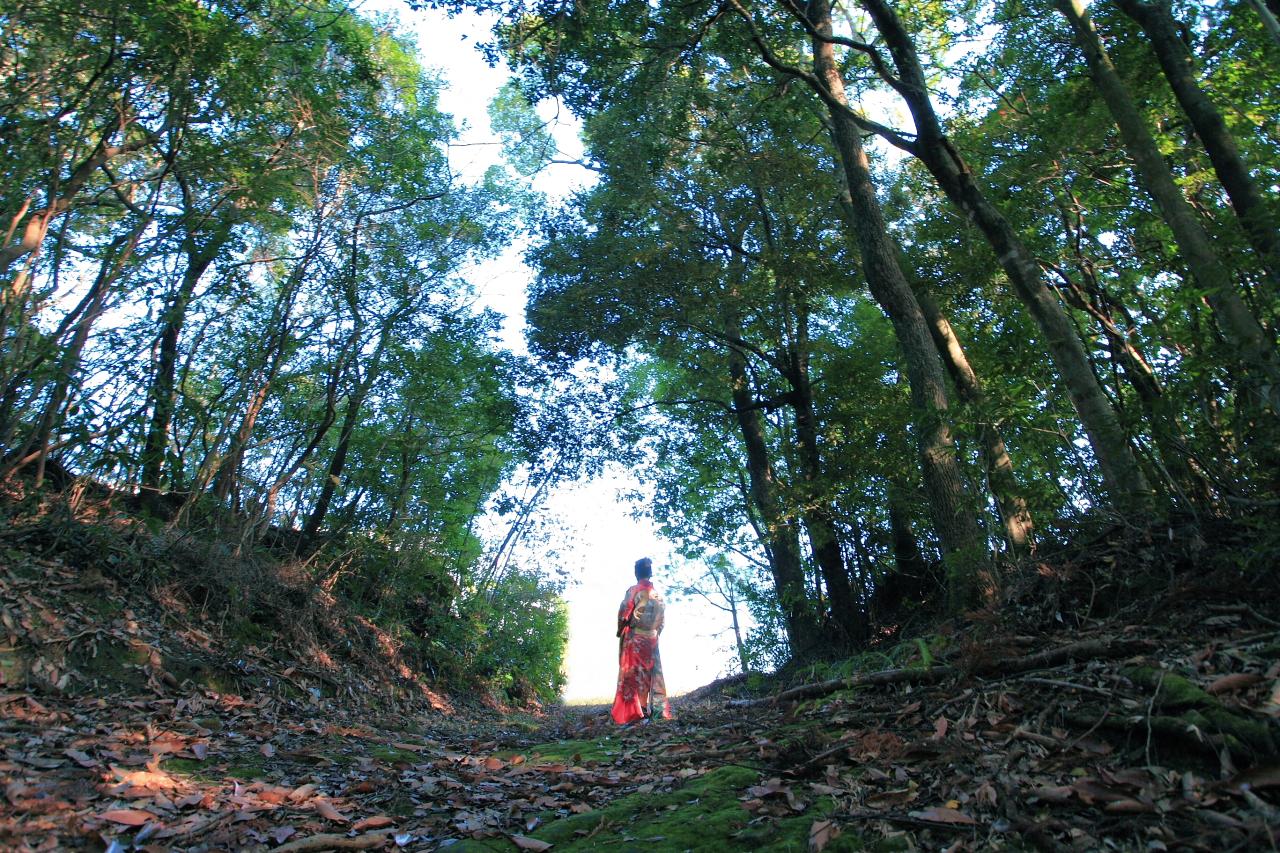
272;828;395;852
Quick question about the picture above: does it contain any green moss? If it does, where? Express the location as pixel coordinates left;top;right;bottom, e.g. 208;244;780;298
224;755;270;780
448;766;872;853
518;737;622;765
370;745;424;765
1122;667;1214;709
1120;667;1277;758
0;645;31;685
162;757;213;780
66;590;122;617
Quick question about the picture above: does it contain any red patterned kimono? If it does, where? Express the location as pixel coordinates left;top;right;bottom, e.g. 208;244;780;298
610;579;672;725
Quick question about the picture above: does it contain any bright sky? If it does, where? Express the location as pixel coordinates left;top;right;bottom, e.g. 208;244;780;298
364;2;748;700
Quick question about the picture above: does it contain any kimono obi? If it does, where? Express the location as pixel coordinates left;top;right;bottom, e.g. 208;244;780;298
628;587;664;632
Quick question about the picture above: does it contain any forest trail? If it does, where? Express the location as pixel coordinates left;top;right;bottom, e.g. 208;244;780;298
4;532;1280;852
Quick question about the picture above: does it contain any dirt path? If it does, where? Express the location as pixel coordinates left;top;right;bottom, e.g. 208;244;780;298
6;625;1280;853
4;532;1279;850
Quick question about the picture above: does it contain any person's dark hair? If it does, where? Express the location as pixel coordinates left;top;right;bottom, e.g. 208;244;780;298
634;557;653;580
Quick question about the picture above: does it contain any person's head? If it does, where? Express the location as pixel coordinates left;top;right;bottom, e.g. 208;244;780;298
634;557;653;580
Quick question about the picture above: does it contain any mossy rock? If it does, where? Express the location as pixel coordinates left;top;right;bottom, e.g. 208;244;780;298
449;765;870;852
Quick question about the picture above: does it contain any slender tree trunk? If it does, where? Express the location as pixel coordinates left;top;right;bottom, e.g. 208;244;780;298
211;281;303;504
914;288;1035;555
1054;0;1280;413
805;0;987;608
848;0;1153;511
723;304;818;655
28;230;142;485
138;243;221;494
1113;0;1280;285
300;387;365;544
784;309;866;643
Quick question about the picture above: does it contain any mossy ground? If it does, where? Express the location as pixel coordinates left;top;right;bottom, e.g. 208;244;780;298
450;763;879;853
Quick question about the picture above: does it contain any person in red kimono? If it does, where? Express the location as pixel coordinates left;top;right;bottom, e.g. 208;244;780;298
610;557;672;725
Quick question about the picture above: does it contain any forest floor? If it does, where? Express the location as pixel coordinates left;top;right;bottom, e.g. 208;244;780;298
3;498;1280;851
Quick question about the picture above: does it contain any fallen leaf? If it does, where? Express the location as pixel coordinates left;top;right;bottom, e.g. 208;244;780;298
259;742;275;758
1207;673;1262;695
313;798;349;823
483;756;505;771
270;825;296;844
809;818;838;852
99;808;158;826
1105;798;1155;813
190;742;208;760
288;783;317;803
63;748;97;767
932;717;949;740
353;815;396;831
391;742;427;752
908;806;976;825
511;835;552;851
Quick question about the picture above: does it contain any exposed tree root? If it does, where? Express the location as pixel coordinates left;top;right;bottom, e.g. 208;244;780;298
730;638;1149;707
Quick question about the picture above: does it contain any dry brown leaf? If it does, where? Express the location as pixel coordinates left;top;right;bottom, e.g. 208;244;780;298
511;835;552;851
808;818;838;852
353;815;396;831
391;742;427;752
909;806;976;825
288;783;317;803
1072;779;1129;804
483;756;504;771
313;798;349;823
99;808;158;826
932;716;949;740
260;742;275;758
1105;798;1155;814
63;748;96;767
1207;673;1262;695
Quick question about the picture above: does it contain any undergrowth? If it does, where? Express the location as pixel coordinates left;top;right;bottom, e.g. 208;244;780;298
0;480;567;709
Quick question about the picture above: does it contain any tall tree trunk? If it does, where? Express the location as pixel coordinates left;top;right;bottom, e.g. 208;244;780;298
1054;0;1280;414
1113;0;1280;286
803;0;988;609
138;240;222;495
211;275;304;504
784;306;866;643
914;288;1035;555
846;0;1153;512
300;387;364;545
724;307;818;656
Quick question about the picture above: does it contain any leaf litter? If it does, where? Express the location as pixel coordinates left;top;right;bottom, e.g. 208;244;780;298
3;534;1280;850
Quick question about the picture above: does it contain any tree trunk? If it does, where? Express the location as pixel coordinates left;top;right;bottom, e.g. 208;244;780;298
1245;0;1280;47
2;229;141;483
724;308;818;656
806;0;988;608
784;307;866;643
914;287;1035;555
851;0;1154;512
300;387;364;545
138;240;222;495
1054;0;1280;414
1113;0;1280;286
